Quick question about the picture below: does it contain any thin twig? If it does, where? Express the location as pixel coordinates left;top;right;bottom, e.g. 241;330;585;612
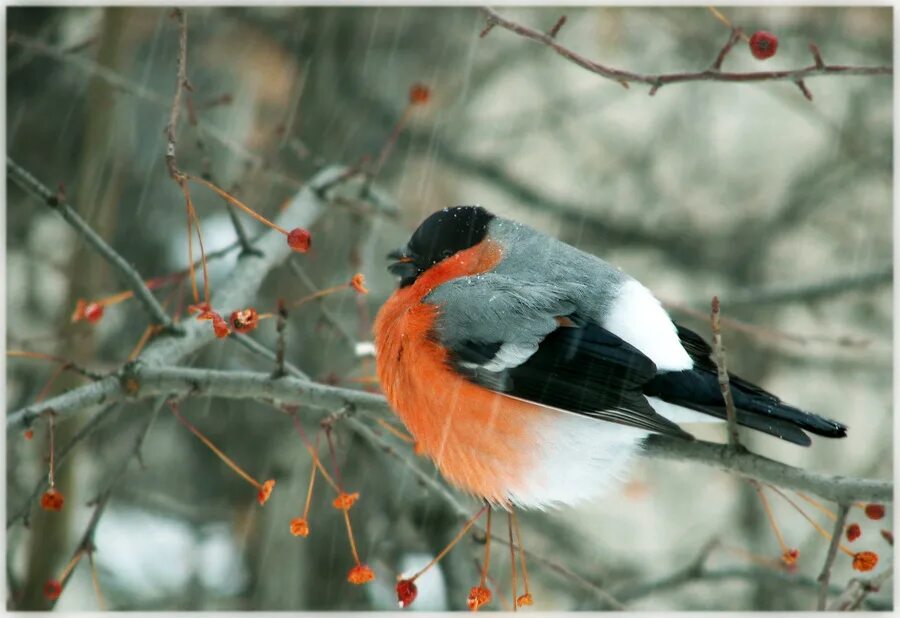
711;296;741;449
272;299;288;379
164;8;189;182
711;28;743;71
826;561;893;610
816;502;850;610
481;8;892;98
7;158;175;330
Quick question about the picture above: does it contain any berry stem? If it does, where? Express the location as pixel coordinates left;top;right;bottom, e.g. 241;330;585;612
751;481;789;555
767;485;854;557
706;6;750;41
87;551;105;610
343;508;362;565
480;508;493;587
169;402;262;491
188;175;289;235
301;462;317;519
795;491;837;521
410;505;488;582
47;412;57;488
510;511;531;598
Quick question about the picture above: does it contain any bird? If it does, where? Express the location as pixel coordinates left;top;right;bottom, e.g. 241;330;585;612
373;205;847;511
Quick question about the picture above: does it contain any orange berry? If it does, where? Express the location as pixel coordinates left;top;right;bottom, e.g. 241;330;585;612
257;479;275;505
396;578;418;608
24;429;34;440
347;564;375;585
852;551;878;572
467;585;491;611
350;273;369;295
230;307;259;334
212;315;231;338
516;593;533;607
40;488;64;512
846;523;862;542
865;504;885;520
287;228;311;253
290;517;310;537
409;83;431;106
43;579;62;601
332;492;360;511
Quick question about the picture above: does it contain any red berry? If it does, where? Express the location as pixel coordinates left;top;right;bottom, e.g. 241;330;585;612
852;551;878;572
83;302;104;323
409;83;431;106
24;429;34;440
749;31;778;60
396;579;418;608
43;579;62;601
846;523;862;542
287;228;311;253
211;315;231;339
865;504;885;520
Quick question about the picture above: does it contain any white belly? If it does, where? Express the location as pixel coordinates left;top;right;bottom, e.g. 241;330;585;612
506;409;650;510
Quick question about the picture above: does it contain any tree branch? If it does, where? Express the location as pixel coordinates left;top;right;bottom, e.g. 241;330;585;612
10;367;891;504
481;8;891;98
7;157;175;330
816;502;849;610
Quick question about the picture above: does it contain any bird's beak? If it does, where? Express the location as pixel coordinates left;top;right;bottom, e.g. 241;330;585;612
387;247;418;279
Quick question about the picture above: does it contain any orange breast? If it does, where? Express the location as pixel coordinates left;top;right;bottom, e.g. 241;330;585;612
374;240;548;505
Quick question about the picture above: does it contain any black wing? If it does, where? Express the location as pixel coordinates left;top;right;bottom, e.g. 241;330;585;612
447;316;694;440
643;324;848;446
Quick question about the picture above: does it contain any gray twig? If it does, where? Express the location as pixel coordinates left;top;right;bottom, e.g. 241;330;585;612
711;296;742;449
7;157;175;330
826;561;894;610
481;7;891;98
9;367;892;504
816;502;850;610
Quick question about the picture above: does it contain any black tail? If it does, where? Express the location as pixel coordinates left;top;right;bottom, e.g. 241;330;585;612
643;325;848;447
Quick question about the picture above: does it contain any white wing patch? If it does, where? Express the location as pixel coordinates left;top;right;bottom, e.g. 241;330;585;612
458;342;538;373
603;279;692;372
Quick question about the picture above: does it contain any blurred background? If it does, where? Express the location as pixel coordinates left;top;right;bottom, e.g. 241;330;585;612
6;6;892;611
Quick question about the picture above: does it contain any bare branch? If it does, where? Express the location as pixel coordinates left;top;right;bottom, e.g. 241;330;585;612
816;502;849;610
10;367;891;504
7;157;175;330
481;7;891;98
711;297;742;449
164;8;189;182
826;561;894;610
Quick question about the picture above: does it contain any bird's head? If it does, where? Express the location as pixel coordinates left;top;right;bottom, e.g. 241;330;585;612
388;206;495;287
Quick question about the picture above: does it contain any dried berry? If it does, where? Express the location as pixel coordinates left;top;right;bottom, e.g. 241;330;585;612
396;578;418;608
350;274;369;295
230;308;259;333
290;517;310;537
43;579;62;601
781;548;799;566
257;479;275;505
40;488;64;512
409;83;431;106
846;523;862;542
852;551;878;572
347;564;375;585
516;593;534;607
212;315;231;338
24;429;34;440
880;529;893;546
749;31;778;60
865;504;885;520
332;492;360;511
467;585;491;611
287;228;311;253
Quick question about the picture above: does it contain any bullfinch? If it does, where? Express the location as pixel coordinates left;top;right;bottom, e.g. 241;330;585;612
374;206;847;510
